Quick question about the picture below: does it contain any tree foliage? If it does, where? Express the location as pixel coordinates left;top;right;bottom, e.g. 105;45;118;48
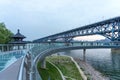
0;23;13;44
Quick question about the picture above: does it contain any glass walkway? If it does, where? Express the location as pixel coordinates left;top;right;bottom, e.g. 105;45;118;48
0;50;26;72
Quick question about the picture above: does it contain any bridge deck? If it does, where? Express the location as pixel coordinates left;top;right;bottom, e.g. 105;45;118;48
0;58;23;80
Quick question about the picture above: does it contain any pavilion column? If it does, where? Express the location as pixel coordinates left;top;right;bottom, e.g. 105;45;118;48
23;45;26;49
7;45;9;51
18;45;20;50
2;46;4;52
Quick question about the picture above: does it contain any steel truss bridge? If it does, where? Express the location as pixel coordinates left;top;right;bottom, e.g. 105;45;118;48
34;16;120;42
19;16;120;80
1;17;120;80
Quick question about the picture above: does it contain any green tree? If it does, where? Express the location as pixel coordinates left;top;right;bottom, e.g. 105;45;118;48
0;23;13;44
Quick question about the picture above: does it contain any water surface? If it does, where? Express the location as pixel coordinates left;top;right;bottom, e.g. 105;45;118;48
59;49;120;80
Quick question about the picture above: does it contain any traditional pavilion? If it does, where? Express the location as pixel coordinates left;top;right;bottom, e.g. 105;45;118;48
9;29;27;50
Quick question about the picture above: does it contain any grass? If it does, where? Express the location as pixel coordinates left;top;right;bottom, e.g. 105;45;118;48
46;55;83;80
37;61;63;80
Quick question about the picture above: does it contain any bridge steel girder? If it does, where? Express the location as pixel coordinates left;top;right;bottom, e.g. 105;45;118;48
33;17;120;42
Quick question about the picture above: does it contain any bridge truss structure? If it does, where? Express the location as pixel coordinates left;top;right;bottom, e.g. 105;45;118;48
34;16;120;42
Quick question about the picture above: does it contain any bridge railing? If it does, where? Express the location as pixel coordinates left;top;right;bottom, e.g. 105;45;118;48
71;41;120;47
18;41;120;80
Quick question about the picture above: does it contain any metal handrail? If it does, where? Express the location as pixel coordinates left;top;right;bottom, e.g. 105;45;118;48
18;56;25;80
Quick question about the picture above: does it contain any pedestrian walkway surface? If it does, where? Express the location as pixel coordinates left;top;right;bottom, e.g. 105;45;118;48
0;58;23;80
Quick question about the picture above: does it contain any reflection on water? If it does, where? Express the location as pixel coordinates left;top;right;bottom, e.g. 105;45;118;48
59;49;120;80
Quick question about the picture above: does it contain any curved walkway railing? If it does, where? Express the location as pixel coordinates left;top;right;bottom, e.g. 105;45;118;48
18;42;120;80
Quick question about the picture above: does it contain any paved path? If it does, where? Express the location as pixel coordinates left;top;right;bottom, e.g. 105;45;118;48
74;58;109;80
0;58;23;80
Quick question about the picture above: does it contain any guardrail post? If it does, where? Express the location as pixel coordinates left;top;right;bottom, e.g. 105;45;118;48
24;52;31;80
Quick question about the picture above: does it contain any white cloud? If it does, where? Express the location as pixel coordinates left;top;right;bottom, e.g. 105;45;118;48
74;35;105;41
0;0;12;5
10;0;73;12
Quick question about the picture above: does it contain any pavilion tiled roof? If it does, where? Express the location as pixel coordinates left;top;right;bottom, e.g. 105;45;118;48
11;29;26;39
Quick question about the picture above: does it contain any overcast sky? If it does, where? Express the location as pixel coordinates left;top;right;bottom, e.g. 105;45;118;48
0;0;120;41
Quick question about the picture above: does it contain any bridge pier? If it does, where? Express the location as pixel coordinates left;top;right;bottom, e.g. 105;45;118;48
83;49;86;61
111;48;120;53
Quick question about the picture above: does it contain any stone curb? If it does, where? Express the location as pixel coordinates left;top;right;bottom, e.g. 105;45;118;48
65;56;87;80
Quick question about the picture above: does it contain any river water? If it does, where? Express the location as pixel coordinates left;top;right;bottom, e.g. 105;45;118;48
59;49;120;80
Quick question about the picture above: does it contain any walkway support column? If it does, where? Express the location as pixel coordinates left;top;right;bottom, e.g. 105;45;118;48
41;59;46;68
83;49;86;61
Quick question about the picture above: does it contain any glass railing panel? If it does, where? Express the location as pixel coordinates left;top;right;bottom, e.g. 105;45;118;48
0;50;26;72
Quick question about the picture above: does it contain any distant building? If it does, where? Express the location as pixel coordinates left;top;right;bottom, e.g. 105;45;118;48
9;29;27;50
